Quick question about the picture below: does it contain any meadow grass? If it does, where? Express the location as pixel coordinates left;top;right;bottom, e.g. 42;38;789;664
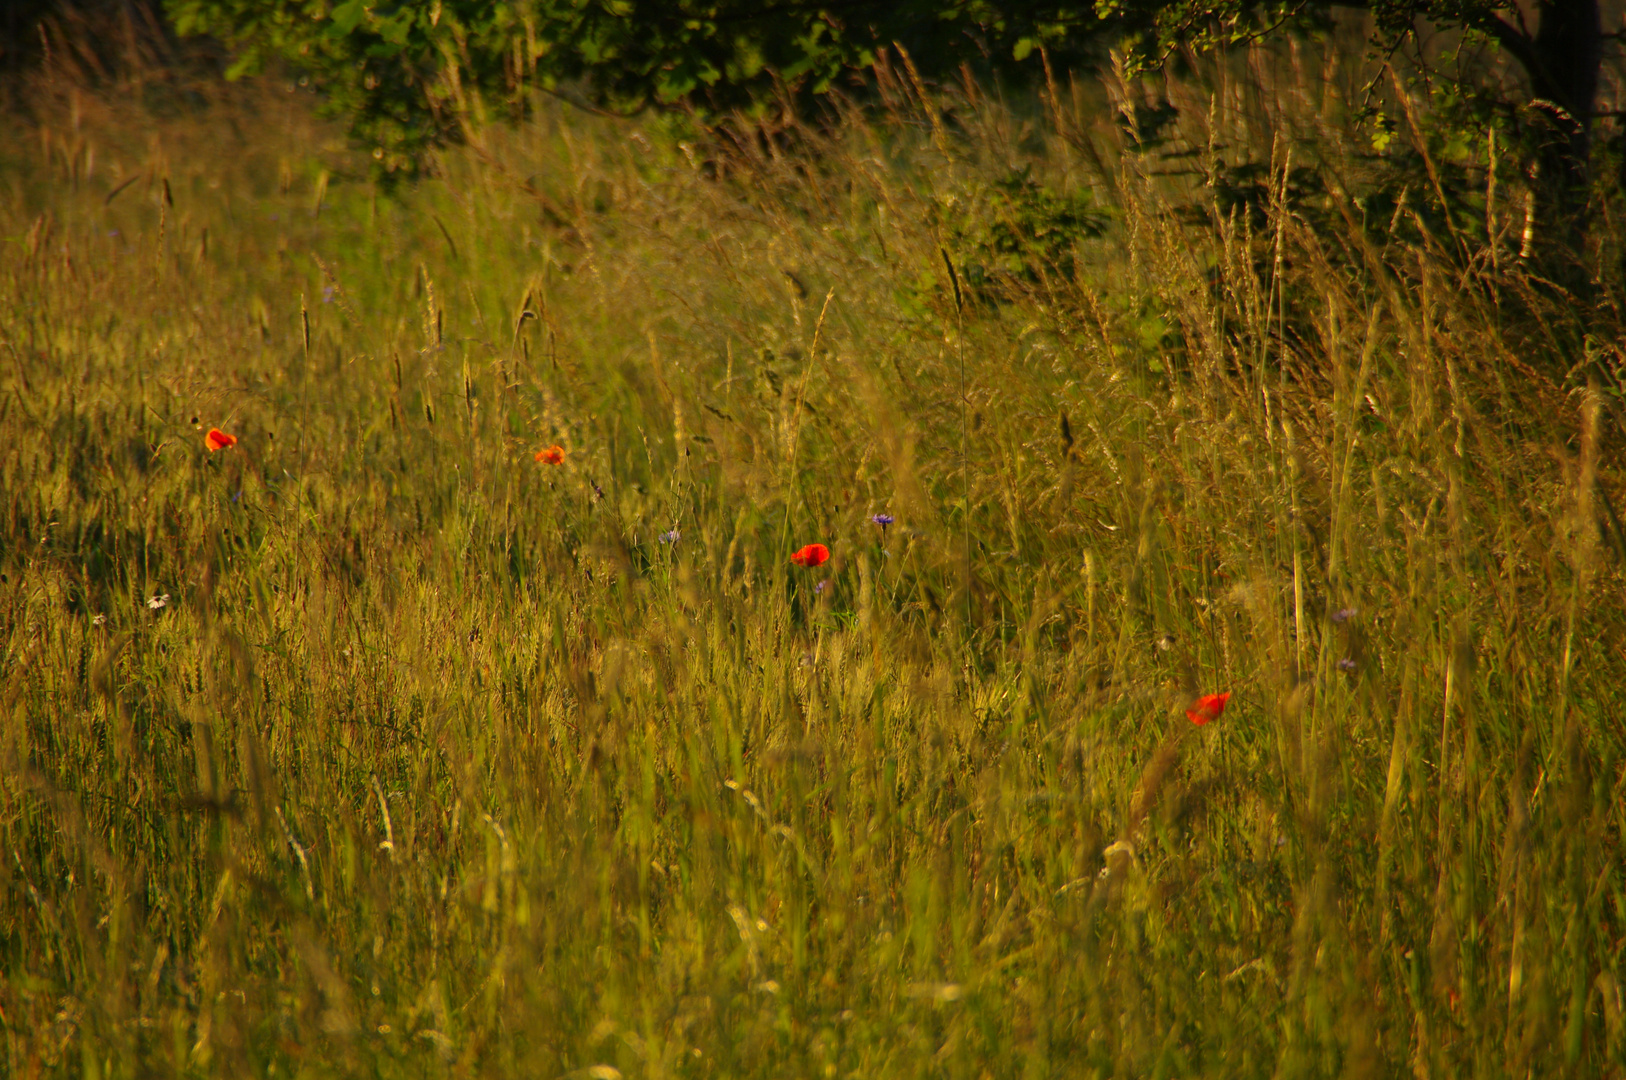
2;49;1624;1078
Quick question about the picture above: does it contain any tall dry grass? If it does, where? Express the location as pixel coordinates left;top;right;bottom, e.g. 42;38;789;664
1;38;1624;1078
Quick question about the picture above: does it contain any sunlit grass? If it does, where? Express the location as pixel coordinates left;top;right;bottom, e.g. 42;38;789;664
1;52;1623;1078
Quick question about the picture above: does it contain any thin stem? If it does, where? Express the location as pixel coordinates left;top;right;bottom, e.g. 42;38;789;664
940;248;969;637
776;288;837;565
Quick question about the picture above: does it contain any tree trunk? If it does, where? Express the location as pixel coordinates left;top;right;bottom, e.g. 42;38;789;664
1490;0;1602;253
1533;0;1601;206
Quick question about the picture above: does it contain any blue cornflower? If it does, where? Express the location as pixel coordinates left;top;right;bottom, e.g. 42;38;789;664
871;513;895;530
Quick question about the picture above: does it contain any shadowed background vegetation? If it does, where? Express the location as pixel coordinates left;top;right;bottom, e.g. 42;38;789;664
2;19;1626;1079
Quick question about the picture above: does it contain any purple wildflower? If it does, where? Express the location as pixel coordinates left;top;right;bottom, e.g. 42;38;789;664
871;513;895;530
659;529;680;544
1331;607;1358;623
814;579;829;594
1337;658;1357;672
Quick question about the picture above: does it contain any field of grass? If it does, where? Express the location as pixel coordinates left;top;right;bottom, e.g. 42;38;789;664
2;49;1625;1078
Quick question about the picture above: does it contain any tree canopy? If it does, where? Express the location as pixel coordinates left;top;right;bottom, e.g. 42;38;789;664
162;0;1115;168
161;0;1614;221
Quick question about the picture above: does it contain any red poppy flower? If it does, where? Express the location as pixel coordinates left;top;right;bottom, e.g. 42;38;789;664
535;445;565;465
205;428;237;452
790;543;830;568
1185;691;1231;726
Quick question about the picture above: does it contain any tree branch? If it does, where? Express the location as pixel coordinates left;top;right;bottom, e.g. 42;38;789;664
1477;12;1537;74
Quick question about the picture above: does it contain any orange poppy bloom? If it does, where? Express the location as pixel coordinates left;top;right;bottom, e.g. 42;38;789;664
205;428;237;452
790;543;830;568
1185;691;1231;726
535;445;565;465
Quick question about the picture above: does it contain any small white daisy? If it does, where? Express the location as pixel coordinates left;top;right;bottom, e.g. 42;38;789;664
147;594;169;610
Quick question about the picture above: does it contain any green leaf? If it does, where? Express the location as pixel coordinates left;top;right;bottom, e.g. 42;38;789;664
329;0;369;36
377;12;414;46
